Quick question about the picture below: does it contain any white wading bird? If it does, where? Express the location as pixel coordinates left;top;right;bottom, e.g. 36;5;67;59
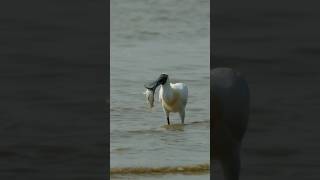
144;74;188;125
212;68;250;180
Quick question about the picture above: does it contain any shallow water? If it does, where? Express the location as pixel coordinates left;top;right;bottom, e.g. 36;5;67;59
111;0;210;179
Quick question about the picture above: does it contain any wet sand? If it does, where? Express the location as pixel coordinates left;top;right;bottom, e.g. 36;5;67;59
110;163;209;175
110;163;209;180
111;174;209;180
213;0;320;179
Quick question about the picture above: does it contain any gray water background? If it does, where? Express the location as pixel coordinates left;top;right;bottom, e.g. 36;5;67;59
111;0;210;179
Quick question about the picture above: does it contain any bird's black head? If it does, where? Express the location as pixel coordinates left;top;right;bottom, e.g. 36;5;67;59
158;74;168;85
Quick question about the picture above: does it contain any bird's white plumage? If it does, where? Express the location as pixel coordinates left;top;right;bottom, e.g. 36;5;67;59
159;79;188;124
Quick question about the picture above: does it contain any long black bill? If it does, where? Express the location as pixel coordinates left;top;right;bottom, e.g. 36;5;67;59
144;74;168;92
144;80;159;92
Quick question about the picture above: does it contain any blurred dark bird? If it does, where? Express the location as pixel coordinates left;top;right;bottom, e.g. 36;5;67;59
212;68;250;180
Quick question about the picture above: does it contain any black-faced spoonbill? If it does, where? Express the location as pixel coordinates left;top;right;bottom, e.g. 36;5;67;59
144;74;188;125
212;68;250;180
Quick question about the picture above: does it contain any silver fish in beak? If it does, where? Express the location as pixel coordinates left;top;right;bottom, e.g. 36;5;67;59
143;74;168;109
144;89;155;108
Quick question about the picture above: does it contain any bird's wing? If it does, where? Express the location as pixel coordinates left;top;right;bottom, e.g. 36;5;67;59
171;83;188;105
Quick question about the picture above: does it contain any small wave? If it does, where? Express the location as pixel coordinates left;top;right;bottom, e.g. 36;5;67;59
186;120;209;125
138;30;161;36
111;147;131;155
110;163;209;175
126;128;165;134
161;121;209;131
111;121;209;135
161;123;184;129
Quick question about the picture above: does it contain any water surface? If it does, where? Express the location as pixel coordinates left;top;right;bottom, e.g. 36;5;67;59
111;0;210;179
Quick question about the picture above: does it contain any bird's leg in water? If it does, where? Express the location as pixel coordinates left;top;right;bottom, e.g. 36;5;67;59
179;109;185;125
164;109;170;125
